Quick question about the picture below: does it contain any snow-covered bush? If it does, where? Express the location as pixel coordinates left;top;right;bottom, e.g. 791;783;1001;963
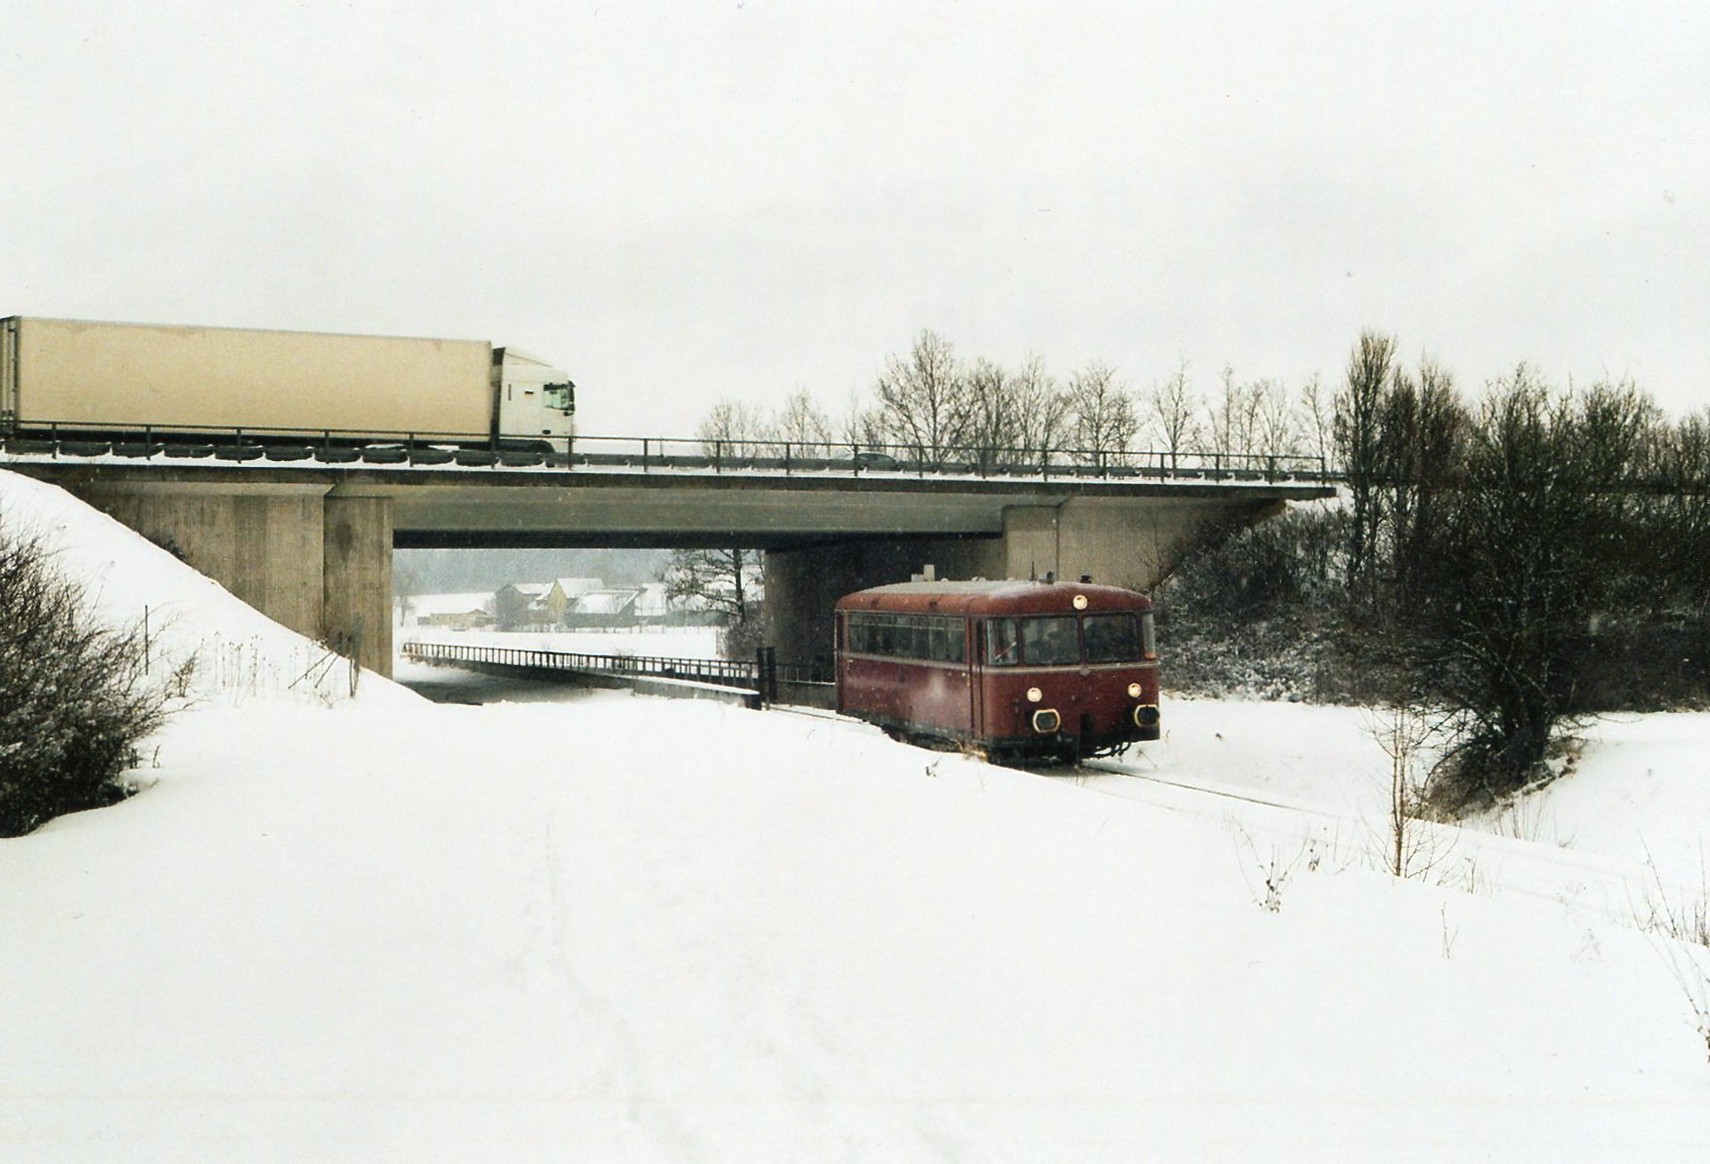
718;606;767;662
1154;505;1361;702
0;522;189;836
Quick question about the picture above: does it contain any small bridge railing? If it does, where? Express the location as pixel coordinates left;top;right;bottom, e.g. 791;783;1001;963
401;640;830;697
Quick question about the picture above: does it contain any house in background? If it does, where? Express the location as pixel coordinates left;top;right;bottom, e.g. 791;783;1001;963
402;592;495;631
493;578;616;630
634;582;671;625
565;588;640;629
544;578;604;624
493;582;555;631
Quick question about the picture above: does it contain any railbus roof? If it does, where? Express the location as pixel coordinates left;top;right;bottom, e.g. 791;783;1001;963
834;578;1152;617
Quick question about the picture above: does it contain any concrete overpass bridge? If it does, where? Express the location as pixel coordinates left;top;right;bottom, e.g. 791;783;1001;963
3;447;1333;678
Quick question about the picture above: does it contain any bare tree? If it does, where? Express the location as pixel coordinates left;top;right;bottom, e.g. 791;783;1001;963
661;546;763;644
963;357;1020;470
1250;378;1302;463
697;398;767;455
1381;357;1466;602
1146;361;1201;469
1296;372;1334;473
840;385;888;449
1335;330;1396;585
1372;703;1442;878
1068;362;1138;465
768;388;833;458
1008;355;1071;466
873;329;973;465
1205;365;1262;457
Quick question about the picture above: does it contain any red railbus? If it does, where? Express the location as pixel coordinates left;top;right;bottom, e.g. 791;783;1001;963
834;579;1160;763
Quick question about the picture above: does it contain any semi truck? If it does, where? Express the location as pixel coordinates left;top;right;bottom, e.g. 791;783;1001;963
0;316;575;448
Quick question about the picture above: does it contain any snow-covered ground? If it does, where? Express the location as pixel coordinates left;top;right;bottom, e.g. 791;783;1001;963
3;467;1710;1161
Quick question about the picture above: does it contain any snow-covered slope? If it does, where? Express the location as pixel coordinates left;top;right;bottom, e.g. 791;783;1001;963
3;469;1708;1161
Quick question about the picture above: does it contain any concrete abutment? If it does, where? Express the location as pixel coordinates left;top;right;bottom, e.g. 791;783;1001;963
78;481;395;678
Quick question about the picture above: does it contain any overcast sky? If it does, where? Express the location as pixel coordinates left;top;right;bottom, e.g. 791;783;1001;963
4;1;1706;436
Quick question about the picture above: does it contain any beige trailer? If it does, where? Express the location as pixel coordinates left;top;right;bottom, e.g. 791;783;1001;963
0;317;574;443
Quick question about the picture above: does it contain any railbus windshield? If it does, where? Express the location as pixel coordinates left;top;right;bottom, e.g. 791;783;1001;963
984;611;1156;667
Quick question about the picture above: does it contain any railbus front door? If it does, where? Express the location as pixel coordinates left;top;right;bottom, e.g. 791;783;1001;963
967;618;986;741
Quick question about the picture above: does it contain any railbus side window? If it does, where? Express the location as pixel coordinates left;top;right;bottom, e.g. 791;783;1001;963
927;620;949;662
1141;610;1157;659
946;619;967;663
985;618;1020;666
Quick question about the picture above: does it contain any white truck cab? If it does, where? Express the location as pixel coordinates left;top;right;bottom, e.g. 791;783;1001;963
494;347;575;445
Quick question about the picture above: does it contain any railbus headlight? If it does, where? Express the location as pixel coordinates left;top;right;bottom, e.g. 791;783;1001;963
1127;682;1143;698
1026;686;1043;703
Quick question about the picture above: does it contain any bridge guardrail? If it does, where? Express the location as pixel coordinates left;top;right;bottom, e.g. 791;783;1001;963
401;640;831;695
3;420;1330;484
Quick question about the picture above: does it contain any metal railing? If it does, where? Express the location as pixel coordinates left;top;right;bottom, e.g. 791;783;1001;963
401;640;831;694
2;420;1330;484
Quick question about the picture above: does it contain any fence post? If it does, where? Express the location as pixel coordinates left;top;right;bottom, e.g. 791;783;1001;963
755;645;778;706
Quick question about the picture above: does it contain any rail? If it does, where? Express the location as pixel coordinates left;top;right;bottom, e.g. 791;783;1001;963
2;420;1330;484
401;640;831;696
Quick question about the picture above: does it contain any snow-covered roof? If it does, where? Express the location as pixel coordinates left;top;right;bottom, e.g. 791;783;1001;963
407;592;492;616
573;589;638;615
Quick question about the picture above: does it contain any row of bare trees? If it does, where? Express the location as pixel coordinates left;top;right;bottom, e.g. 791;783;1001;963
1338;329;1710;807
697;330;1336;470
1156;326;1710;811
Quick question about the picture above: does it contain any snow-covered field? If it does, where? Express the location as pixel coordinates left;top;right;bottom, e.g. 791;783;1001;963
4;467;1710;1161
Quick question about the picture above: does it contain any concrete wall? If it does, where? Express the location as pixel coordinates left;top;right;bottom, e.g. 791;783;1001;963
78;481;395;677
323;495;394;673
762;494;1285;667
999;495;1285;591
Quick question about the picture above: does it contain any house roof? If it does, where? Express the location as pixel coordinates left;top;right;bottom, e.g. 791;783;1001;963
409;592;493;615
573;589;639;615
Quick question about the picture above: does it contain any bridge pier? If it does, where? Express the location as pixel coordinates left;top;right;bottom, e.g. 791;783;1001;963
76;480;394;678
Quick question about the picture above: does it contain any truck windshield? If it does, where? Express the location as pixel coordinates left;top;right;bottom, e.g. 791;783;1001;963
543;382;575;413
